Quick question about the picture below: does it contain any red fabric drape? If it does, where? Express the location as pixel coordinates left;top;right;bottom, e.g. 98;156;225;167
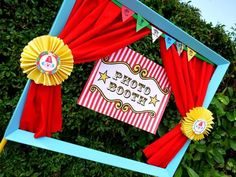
19;82;62;137
59;0;150;63
19;0;150;138
143;37;215;167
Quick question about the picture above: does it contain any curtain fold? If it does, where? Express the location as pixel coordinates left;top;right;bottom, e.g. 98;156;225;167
19;0;150;138
20;82;62;138
143;37;215;167
59;0;149;63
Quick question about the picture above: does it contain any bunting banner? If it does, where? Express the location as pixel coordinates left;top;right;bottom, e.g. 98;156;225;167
136;14;150;32
121;5;134;22
164;35;175;49
78;47;171;134
187;47;196;61
151;26;162;43
175;41;184;56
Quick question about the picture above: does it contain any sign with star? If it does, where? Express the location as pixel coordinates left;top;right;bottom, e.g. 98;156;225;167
78;47;171;134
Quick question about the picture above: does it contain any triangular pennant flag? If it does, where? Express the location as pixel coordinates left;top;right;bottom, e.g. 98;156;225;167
136;14;149;32
151;26;162;43
176;42;184;56
121;5;134;22
187;47;196;61
165;35;175;49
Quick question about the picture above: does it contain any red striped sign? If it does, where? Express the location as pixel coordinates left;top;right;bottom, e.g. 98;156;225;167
78;47;171;134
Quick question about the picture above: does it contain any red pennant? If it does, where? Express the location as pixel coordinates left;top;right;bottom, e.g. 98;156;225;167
122;5;134;22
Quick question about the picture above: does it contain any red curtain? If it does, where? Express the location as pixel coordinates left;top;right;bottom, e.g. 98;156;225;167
19;0;150;138
59;0;150;63
143;37;215;167
19;83;62;137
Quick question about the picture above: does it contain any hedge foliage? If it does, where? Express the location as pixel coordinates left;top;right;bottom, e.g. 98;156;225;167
0;0;235;176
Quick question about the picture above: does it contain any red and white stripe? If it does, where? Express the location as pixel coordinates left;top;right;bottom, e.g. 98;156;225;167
78;47;171;134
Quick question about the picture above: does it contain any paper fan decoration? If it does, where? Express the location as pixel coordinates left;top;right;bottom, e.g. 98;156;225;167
20;35;73;86
181;107;214;141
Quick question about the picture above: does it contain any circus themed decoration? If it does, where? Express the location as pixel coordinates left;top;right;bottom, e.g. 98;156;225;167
20;35;74;86
1;0;230;176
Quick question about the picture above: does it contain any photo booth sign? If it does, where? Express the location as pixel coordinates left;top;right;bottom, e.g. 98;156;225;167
78;47;171;134
0;0;230;177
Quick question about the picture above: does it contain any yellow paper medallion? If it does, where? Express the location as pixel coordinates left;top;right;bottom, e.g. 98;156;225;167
181;107;214;141
20;35;73;86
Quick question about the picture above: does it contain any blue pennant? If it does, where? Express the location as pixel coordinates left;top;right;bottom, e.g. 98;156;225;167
165;35;175;49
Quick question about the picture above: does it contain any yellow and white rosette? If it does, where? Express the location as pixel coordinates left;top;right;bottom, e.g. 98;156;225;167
20;35;73;86
181;107;214;141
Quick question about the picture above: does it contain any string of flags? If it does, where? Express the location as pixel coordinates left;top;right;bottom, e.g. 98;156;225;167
121;4;198;62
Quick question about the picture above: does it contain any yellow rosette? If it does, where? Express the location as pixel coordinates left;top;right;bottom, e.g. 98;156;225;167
181;107;214;141
20;35;73;86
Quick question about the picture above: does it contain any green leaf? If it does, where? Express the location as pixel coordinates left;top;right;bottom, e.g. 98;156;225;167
217;94;230;105
174;166;183;177
135;150;142;160
227;87;234;97
226;111;236;122
228;127;236;137
195;143;206;153
157;123;168;136
193;152;202;161
212;170;228;177
212;149;225;164
185;166;199;177
221;119;229;130
211;98;225;117
229;140;236;151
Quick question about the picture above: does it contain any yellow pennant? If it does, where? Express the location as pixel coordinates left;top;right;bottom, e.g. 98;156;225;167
187;47;196;61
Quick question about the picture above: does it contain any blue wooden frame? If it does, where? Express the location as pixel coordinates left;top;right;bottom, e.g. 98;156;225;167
2;0;230;177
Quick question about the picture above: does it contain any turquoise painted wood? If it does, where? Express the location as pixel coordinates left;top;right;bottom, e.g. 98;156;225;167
50;0;76;36
203;64;230;108
6;129;170;177
3;0;230;177
117;0;229;66
4;80;31;137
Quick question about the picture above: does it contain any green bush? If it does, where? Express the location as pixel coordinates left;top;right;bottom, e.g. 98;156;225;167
0;0;235;176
